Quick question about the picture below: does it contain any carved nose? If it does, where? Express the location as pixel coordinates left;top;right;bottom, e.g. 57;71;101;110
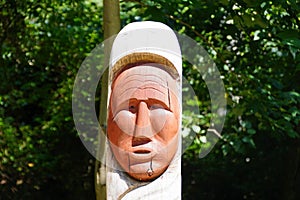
136;102;150;127
133;101;152;139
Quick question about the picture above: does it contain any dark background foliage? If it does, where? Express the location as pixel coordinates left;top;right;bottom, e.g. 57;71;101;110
1;0;299;199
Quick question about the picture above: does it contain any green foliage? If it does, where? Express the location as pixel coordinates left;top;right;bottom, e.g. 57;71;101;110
1;0;299;199
0;0;102;198
122;0;300;199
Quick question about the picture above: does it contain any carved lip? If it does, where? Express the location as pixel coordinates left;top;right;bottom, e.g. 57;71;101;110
130;147;155;163
132;137;152;147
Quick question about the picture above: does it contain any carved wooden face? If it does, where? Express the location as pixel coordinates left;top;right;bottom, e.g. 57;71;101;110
107;64;180;181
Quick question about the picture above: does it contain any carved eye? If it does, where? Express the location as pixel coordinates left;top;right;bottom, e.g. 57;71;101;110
128;105;137;113
149;103;165;110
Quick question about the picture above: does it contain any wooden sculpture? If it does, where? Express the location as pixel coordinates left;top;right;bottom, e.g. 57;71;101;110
106;21;182;200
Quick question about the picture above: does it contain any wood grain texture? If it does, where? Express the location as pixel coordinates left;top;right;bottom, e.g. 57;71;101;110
95;0;120;200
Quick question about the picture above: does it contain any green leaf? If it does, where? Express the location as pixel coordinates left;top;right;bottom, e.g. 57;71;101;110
242;136;256;148
247;129;256;135
192;125;201;133
287;129;299;138
278;30;300;49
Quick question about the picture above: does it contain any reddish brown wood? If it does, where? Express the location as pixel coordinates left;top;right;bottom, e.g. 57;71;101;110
107;64;180;181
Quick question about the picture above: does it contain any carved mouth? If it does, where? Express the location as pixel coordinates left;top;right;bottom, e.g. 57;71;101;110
130;148;155;163
134;149;151;154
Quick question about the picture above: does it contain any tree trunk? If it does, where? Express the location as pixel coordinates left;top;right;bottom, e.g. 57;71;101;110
95;1;120;200
282;139;300;200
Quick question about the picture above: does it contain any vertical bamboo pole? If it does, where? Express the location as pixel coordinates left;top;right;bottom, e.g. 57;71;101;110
95;1;120;200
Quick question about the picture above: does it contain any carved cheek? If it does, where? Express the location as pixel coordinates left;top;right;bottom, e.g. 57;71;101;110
113;110;136;136
158;112;179;142
150;110;179;141
149;108;167;134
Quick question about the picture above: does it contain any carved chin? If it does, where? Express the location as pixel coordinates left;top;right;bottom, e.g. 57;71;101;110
110;149;169;181
111;146;177;181
128;161;168;181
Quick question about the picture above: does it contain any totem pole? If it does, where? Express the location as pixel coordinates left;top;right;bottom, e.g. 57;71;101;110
105;21;182;200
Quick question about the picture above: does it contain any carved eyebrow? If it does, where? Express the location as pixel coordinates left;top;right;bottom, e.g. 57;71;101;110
118;86;165;100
